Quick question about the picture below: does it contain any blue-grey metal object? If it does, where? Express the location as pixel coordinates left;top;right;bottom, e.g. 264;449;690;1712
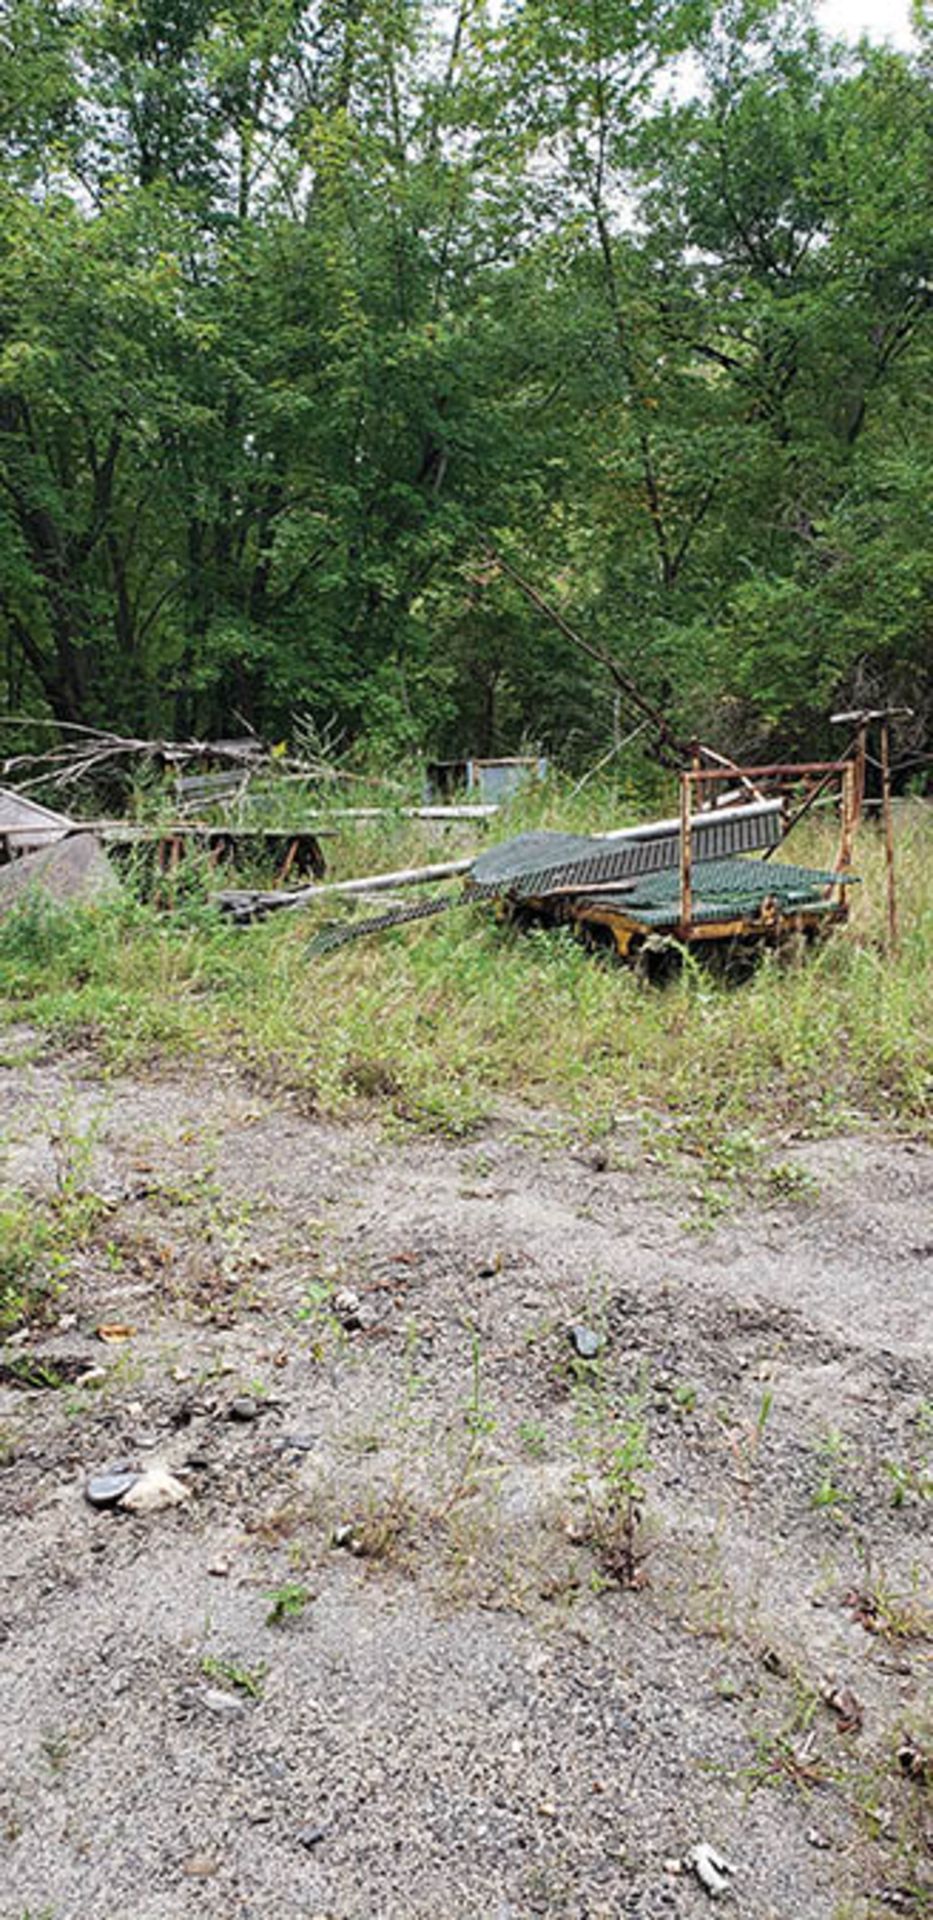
468;757;549;803
424;757;548;804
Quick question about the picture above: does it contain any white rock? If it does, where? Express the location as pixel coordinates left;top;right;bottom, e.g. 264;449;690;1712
119;1464;190;1512
201;1688;245;1717
686;1843;736;1898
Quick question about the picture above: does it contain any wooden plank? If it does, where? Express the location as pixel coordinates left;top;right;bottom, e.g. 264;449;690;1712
94;824;336;843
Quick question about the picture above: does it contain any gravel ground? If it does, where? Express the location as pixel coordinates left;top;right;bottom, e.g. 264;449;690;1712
0;1035;930;1920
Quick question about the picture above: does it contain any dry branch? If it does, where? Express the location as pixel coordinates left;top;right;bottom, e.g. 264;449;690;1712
0;719;357;796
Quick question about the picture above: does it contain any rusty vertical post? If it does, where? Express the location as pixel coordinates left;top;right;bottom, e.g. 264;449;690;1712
880;718;899;953
853;723;868;830
692;748;703;814
836;761;856;902
680;771;693;938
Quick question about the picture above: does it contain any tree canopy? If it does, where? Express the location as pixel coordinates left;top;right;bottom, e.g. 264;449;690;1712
1;0;931;767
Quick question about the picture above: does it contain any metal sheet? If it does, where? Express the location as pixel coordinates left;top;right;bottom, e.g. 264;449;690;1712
0;785;74;854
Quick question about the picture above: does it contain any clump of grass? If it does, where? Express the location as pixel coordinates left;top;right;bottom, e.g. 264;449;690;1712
811;1427;853;1513
738;1691;829;1796
201;1653;266;1698
571;1367;654;1590
0;1183;109;1336
265;1581;313;1627
338;1484;420;1565
0;1197;61;1335
844;1575;933;1643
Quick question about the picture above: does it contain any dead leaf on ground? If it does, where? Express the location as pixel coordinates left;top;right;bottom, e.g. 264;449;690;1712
822;1680;864;1734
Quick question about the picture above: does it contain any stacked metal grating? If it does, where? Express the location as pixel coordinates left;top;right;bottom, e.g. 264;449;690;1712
575;858;845;929
307;799;850;955
468;800;783;901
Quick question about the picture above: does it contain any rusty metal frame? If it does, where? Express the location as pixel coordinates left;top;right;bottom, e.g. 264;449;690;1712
678;759;857;940
830;707;912;954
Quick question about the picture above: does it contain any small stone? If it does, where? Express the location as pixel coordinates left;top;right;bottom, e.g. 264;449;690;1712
277;1432;317;1456
85;1463;140;1508
119;1464;189;1512
806;1828;831;1849
182;1855;218;1878
333;1288;362;1329
569;1325;603;1360
202;1688;246;1717
229;1396;260;1422
297;1824;326;1850
207;1558;231;1578
332;1524;355;1549
822;1680;864;1734
687;1842;736;1898
897;1739;928;1783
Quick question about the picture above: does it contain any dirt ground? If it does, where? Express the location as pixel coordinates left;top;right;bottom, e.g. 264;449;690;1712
1;1032;930;1920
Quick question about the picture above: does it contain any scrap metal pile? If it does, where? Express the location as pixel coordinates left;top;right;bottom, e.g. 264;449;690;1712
299;782;856;969
3;735;877;971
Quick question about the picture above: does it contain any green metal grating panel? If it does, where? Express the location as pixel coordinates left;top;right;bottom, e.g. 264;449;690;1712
575;857;852;930
471;805;782;899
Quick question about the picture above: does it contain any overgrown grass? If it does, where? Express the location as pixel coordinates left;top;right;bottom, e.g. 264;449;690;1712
0;780;930;1141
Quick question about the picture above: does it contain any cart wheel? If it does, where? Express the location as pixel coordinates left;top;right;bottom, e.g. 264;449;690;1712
775;928;810;969
578;919;618;959
632;934;683;985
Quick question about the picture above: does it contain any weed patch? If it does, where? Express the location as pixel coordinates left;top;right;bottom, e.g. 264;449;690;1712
0;1179;110;1336
570;1371;654;1590
200;1655;266;1699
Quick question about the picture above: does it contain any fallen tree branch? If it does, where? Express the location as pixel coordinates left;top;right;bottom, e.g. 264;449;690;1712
482;549;694;769
0;719;361;793
479;551;775;799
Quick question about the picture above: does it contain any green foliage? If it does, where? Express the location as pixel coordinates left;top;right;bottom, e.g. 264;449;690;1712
201;1653;266;1697
811;1427;852;1511
0;1097;110;1333
264;1582;312;1627
0;2;929;760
